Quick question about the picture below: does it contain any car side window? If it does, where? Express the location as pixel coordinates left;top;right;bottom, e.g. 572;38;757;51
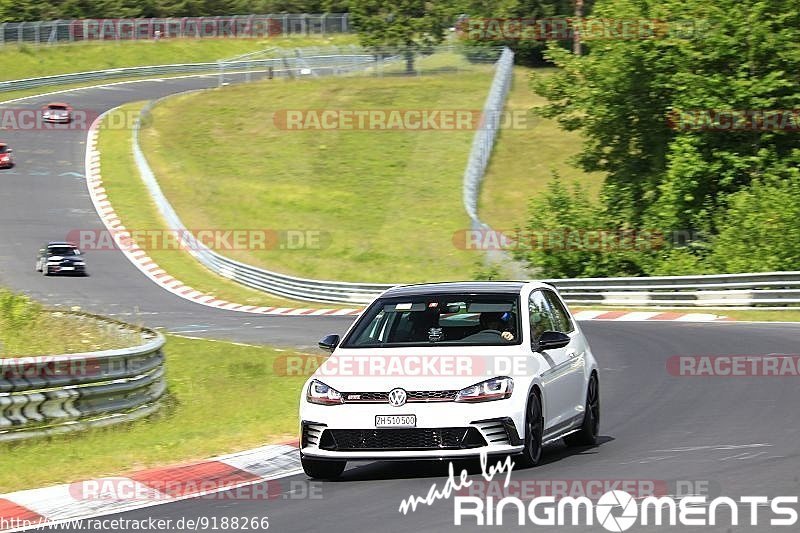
529;290;558;341
543;290;575;334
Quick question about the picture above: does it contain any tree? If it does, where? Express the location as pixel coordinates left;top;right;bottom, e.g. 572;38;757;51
349;0;450;73
532;0;800;273
453;0;590;66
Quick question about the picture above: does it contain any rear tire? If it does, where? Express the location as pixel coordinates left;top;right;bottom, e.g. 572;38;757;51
301;457;346;480
515;390;544;468
42;266;50;276
565;373;600;447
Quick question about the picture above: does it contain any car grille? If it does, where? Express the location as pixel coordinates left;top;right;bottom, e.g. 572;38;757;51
319;427;486;451
341;390;458;403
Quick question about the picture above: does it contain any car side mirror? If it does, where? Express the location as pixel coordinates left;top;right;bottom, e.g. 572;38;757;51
534;330;570;351
6;149;12;153
318;334;340;353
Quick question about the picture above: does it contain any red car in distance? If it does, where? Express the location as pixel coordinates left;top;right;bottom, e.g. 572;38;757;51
0;143;13;168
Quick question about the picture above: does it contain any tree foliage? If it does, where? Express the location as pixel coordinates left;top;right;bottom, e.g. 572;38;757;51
348;0;450;72
454;0;587;66
525;0;800;277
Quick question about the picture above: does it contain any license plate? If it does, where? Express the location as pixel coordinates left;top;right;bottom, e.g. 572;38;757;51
375;415;416;428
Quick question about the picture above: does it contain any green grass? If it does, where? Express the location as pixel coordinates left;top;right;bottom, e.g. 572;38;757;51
0;334;313;492
1;35;357;82
479;67;604;231
98;103;334;309
140;61;496;283
0;289;142;356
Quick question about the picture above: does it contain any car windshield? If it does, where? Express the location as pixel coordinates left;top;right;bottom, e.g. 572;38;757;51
0;146;7;153
48;246;79;256
342;293;521;347
48;105;67;110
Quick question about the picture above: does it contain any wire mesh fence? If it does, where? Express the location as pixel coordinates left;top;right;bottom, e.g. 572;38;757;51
215;44;506;85
0;14;350;46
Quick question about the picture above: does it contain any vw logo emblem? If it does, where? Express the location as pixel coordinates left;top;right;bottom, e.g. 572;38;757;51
388;388;407;407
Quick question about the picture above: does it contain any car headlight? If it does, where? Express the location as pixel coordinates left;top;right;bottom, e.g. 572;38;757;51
74;261;85;265
455;376;514;403
306;379;343;405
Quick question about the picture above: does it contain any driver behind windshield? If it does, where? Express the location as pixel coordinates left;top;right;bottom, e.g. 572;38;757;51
464;312;515;341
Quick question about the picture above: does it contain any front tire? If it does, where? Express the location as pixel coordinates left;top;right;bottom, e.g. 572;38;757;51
565;373;600;447
516;390;544;468
301;457;346;479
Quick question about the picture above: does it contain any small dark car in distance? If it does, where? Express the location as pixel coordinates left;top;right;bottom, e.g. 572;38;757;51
41;102;73;124
36;242;87;276
0;143;13;168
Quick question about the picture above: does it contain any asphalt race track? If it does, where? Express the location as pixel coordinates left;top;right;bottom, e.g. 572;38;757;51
2;78;799;532
55;321;800;532
0;74;354;347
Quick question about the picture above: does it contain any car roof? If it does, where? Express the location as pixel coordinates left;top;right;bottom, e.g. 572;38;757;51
46;102;70;107
46;241;78;247
0;143;6;147
380;280;549;298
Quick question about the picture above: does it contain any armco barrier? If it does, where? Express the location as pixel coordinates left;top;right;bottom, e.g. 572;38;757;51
0;314;166;442
0;49;376;94
131;98;394;305
113;50;800;308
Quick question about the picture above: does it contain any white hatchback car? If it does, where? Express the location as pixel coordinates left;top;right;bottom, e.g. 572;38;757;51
299;281;599;479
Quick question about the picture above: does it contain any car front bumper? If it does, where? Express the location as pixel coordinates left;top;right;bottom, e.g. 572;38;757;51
300;398;525;461
47;263;86;273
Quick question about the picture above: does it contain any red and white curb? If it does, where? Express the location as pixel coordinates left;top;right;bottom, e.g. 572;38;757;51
0;443;301;532
84;114;361;318
572;310;729;322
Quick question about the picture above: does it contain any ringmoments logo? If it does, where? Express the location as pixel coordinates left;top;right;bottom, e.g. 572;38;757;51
397;453;799;530
452;492;799;529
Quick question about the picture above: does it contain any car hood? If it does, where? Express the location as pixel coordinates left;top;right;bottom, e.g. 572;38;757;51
309;344;540;392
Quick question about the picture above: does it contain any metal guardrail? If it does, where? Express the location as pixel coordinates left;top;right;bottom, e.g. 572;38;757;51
128;53;398;305
547;272;800;307
0;314;166;442
0;51;376;94
0;14;350;46
117;48;800;308
132;102;393;305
